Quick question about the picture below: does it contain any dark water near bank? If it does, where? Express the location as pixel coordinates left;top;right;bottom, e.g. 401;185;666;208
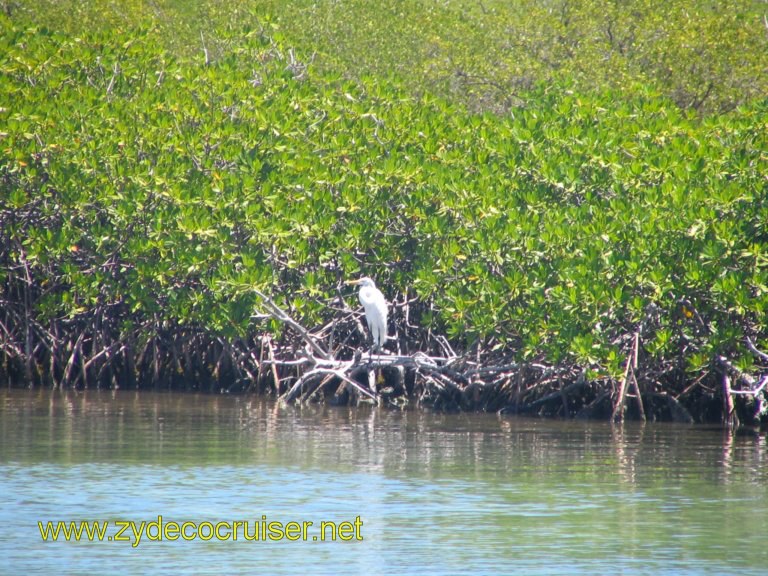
1;389;766;575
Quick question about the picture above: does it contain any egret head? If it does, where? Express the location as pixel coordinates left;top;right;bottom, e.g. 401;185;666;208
345;277;376;289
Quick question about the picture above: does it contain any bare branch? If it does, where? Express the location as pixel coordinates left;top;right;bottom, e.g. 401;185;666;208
746;337;768;363
253;289;332;361
728;375;768;397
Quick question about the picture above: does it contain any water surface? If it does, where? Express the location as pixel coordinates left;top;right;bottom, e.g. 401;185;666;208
1;389;766;574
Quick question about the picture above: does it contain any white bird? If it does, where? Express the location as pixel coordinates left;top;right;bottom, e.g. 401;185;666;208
346;277;388;352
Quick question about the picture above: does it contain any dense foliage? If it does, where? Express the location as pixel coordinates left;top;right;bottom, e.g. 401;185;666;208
261;0;768;116
1;1;766;422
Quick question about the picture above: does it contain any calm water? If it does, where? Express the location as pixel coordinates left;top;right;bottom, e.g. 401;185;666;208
1;389;766;575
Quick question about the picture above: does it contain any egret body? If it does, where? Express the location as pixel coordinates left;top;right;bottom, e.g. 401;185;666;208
347;277;388;352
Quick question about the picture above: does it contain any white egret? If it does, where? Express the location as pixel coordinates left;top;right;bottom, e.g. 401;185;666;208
346;277;388;352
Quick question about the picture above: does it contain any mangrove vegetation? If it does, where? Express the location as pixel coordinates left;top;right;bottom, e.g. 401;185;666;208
1;0;767;425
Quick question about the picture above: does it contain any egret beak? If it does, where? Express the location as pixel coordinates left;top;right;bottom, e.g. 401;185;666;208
345;279;361;285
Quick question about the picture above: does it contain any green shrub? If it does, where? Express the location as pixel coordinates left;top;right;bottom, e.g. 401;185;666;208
1;2;766;403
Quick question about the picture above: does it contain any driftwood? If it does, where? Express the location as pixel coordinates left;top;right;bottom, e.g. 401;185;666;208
251;286;768;424
279;352;456;405
252;289;557;409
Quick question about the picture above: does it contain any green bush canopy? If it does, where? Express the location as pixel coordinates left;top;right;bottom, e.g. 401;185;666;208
1;1;766;422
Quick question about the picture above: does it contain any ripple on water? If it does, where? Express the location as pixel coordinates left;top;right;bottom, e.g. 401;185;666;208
1;389;766;575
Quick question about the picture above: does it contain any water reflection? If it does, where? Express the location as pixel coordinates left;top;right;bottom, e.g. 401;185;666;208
2;388;767;483
1;389;767;575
